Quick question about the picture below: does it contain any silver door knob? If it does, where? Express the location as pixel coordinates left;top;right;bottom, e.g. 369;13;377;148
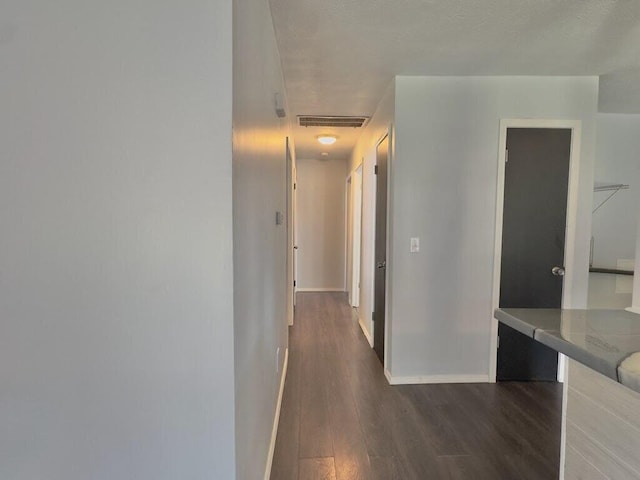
551;266;565;276
377;261;386;269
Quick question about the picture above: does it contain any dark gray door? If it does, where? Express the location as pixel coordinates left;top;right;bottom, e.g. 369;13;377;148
373;135;389;363
497;128;571;381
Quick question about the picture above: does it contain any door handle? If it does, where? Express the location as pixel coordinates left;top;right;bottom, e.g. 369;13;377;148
377;261;386;269
551;266;565;276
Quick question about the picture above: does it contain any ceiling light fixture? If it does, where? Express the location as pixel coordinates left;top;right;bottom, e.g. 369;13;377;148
317;135;337;145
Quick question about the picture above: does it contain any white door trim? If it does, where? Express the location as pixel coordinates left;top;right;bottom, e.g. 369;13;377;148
292;162;298;314
345;175;353;303
489;119;582;383
352;164;363;308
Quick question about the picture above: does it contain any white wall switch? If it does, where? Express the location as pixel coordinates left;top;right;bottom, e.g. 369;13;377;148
410;237;420;253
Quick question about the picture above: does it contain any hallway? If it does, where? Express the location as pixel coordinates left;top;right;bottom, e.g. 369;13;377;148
270;292;562;480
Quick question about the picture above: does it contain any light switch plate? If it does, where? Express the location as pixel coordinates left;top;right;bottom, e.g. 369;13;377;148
410;237;420;253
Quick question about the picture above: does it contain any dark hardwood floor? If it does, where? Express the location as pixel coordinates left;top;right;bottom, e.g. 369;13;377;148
270;292;562;480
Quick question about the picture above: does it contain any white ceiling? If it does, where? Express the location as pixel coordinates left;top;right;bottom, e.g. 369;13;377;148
268;0;640;159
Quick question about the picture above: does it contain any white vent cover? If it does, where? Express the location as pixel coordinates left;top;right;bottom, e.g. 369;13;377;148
298;115;369;128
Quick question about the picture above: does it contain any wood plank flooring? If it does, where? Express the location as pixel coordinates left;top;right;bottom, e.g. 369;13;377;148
271;292;562;480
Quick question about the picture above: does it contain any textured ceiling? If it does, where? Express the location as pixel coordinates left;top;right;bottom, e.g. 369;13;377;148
269;0;640;159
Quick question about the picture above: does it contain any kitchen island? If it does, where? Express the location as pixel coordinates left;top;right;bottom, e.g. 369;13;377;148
496;308;640;479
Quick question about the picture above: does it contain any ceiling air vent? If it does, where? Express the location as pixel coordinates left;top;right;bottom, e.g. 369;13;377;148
298;115;369;128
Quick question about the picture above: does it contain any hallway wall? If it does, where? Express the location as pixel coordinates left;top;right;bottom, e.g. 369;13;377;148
296;158;347;291
0;1;236;478
232;0;291;477
387;76;598;381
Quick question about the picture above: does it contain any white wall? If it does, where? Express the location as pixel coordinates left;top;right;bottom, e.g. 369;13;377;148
588;114;640;309
632;211;640;313
296;158;347;291
388;76;598;381
633;211;640;312
0;1;235;479
349;81;396;343
588;273;634;309
591;114;640;268
233;0;291;478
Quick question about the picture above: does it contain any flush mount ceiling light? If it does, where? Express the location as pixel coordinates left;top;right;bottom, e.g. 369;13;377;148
317;135;337;145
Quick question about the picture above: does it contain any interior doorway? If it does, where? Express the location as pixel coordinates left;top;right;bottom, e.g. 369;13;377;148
346;165;363;308
373;135;389;364
491;120;582;381
286;139;298;324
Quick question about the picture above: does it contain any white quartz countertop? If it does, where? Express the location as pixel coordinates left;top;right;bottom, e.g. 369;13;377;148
495;308;640;393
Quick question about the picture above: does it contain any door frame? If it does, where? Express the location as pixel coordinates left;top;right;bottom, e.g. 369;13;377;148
373;130;393;370
345;175;353;301
293;161;298;313
489;119;582;383
286;138;297;325
351;164;363;308
345;164;364;308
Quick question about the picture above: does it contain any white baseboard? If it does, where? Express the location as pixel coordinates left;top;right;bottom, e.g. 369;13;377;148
295;288;346;292
358;317;373;347
625;306;640;315
264;348;288;480
384;370;490;385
